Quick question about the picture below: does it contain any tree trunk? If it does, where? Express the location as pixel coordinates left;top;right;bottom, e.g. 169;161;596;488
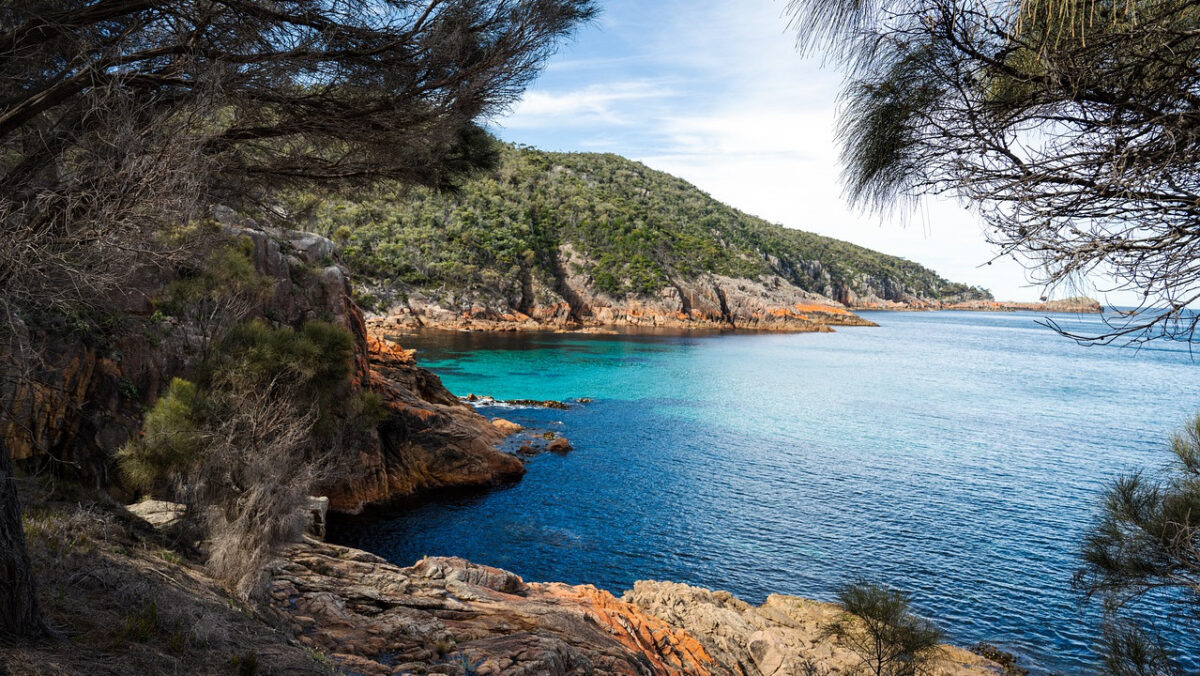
0;435;47;639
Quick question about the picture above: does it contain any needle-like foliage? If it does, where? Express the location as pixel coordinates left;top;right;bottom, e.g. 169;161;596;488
822;580;944;676
788;0;1200;342
1075;414;1200;672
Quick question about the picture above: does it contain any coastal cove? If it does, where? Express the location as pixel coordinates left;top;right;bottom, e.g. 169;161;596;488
331;311;1200;674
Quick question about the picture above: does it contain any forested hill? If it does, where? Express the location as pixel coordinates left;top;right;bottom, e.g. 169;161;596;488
305;144;990;315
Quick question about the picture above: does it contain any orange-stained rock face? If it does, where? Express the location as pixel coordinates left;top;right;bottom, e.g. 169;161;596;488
369;270;878;335
270;541;729;676
322;326;524;513
557;584;720;674
269;541;1002;676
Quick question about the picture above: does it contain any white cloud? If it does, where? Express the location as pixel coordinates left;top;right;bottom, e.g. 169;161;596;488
504;81;674;129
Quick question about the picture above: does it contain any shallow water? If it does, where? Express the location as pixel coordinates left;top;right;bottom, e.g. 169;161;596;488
329;311;1200;673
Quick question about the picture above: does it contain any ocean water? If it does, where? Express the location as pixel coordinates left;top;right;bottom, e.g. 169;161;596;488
329;311;1200;673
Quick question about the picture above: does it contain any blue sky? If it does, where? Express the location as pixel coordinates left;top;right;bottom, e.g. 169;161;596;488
486;0;1123;304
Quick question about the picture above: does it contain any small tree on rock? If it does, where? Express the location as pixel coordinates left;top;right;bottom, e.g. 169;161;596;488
823;581;944;676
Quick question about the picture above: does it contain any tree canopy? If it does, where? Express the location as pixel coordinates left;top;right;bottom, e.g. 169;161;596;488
0;0;595;318
786;0;1200;341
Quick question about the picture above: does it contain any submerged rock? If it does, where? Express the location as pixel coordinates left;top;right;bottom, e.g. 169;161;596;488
506;398;570;409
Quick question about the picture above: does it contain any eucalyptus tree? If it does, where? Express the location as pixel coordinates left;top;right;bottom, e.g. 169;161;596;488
0;0;595;639
786;0;1200;343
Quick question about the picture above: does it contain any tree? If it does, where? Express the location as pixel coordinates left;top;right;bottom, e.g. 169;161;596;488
822;580;944;676
0;435;49;640
1;0;594;639
1073;415;1200;674
785;0;1200;342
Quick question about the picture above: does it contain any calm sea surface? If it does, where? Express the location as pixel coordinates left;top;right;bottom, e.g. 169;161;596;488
329;311;1200;673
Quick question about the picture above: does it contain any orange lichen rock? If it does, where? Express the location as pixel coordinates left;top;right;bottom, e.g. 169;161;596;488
269;542;1002;676
365;331;416;366
270;543;727;676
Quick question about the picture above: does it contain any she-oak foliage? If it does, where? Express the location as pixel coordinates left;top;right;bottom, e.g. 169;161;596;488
1074;415;1200;673
786;0;1200;341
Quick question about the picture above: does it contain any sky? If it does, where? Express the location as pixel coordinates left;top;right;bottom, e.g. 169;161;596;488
487;0;1125;304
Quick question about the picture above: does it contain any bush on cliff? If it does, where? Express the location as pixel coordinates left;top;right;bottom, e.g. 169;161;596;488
119;319;364;598
160;238;274;355
822;581;944;676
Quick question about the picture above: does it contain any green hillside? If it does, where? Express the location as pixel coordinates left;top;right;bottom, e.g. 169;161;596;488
295;144;990;308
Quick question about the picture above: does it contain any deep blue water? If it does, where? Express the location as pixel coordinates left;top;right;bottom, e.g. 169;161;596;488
329;311;1200;673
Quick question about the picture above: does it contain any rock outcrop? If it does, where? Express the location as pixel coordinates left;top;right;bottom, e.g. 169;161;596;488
938;297;1103;313
370;246;876;333
3;213;523;513
268;539;1002;676
624;581;1001;676
327;331;524;512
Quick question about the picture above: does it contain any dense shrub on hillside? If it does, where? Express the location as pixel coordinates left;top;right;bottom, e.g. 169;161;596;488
288;144;989;303
118;379;201;496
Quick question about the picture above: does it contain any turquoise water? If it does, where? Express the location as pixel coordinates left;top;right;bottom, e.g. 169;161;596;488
330;311;1200;673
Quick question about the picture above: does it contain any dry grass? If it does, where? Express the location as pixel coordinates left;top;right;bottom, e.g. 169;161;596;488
1;481;332;676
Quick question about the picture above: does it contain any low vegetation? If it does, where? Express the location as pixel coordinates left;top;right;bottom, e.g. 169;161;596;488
117;310;372;599
3;479;331;675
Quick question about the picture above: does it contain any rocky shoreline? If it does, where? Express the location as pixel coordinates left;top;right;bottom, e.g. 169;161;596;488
366;277;1100;335
269;537;1003;676
938;297;1103;313
853;296;1103;314
372;268;879;334
3;223;1014;675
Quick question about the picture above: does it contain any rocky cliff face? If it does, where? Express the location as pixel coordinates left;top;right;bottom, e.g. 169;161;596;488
269;538;1003;676
2;214;521;512
328;331;522;512
371;245;877;333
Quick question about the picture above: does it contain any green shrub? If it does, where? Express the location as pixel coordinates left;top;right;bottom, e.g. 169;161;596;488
122;316;364;599
117;378;200;494
162;240;265;316
208;319;354;415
